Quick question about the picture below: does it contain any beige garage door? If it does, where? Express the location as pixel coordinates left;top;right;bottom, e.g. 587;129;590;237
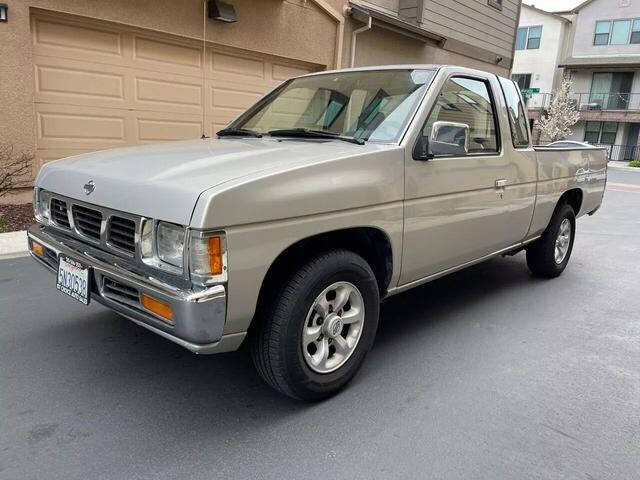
31;11;322;172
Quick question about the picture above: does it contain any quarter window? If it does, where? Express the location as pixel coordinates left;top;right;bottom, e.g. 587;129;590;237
424;77;499;155
499;78;530;148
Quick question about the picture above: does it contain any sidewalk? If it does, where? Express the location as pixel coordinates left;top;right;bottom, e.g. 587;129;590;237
608;161;640;172
0;230;28;259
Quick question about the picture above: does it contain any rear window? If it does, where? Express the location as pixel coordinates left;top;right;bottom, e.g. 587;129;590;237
499;77;530;148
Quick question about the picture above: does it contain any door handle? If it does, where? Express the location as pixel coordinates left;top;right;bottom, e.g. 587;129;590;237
495;179;507;188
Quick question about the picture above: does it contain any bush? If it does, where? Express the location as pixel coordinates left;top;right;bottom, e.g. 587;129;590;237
0;215;6;234
0;144;33;199
629;160;640;168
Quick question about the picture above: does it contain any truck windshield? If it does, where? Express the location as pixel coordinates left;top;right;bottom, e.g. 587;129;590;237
228;69;436;143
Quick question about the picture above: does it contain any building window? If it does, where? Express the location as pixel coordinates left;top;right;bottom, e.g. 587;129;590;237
584;121;618;145
488;0;502;10
611;20;632;44
511;73;532;91
515;26;542;50
594;21;611;45
595;18;640;45
631;19;640;43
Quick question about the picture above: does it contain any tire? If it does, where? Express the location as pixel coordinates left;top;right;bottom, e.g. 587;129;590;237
251;249;380;401
526;203;576;278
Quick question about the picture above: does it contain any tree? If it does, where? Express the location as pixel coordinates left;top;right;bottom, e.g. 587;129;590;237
0;143;33;199
537;78;581;142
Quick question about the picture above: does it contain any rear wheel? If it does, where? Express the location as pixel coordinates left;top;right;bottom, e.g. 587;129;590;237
526;204;576;278
251;249;379;401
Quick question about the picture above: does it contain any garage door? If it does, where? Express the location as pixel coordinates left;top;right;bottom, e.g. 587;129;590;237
31;11;322;172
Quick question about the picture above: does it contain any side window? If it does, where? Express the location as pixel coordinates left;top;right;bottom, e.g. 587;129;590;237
424;76;499;154
499;77;530;148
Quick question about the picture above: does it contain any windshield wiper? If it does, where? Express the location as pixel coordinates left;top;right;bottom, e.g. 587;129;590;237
268;128;365;145
217;127;263;138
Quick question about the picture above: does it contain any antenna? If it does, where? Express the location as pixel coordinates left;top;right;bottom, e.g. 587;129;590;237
201;0;208;139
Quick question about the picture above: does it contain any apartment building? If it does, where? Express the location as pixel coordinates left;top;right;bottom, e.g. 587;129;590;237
514;0;640;158
560;0;640;160
0;0;522;202
511;4;572;138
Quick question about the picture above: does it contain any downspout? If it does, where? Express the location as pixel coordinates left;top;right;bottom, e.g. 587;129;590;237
350;14;372;67
309;0;345;68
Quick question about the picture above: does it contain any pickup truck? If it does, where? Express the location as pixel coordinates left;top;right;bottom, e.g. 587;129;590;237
28;65;607;401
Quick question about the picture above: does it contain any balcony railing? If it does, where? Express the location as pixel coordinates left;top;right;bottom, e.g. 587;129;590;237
527;92;640;112
595;144;640;162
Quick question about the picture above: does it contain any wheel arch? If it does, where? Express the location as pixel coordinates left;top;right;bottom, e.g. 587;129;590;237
252;227;394;323
557;188;583;216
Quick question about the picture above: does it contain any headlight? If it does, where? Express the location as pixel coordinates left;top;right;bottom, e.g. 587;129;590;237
189;232;227;281
156;222;185;268
34;189;51;222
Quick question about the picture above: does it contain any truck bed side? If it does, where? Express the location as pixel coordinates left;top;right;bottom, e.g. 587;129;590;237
528;146;608;237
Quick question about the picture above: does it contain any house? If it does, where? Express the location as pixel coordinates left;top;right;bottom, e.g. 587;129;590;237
0;0;522;202
559;0;640;160
511;4;573;139
514;0;640;157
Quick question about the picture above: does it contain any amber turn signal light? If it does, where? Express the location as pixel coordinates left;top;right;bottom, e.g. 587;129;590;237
209;236;223;275
141;293;174;324
32;241;44;256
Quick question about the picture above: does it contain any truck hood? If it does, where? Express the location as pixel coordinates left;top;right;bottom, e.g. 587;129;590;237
36;138;393;225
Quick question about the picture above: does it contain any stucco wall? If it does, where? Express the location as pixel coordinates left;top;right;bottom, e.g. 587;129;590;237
572;0;640;57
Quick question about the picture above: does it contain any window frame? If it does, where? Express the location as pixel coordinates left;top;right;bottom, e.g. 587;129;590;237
526;25;543;49
584;121;619;145
498;77;531;149
515;26;543;50
594;17;640;45
415;74;502;160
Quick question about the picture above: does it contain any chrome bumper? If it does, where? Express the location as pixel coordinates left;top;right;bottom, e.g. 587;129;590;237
27;224;244;354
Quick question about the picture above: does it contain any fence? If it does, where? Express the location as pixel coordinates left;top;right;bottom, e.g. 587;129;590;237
595;144;640;162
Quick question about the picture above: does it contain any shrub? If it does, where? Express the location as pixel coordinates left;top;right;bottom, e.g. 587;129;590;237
628;160;640;168
0;215;5;234
0;144;33;199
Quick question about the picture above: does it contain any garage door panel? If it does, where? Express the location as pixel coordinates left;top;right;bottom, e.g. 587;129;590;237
36;104;128;150
136;114;203;143
211;51;266;82
272;63;314;81
34;56;126;108
133;35;203;76
135;75;203;115
32;16;124;63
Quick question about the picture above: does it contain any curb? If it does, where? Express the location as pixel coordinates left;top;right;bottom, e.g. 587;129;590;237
0;230;28;260
608;165;640;172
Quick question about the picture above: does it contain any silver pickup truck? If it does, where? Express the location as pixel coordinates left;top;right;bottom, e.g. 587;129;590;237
28;65;607;401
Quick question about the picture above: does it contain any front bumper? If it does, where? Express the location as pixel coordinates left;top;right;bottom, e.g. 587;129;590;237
27;224;244;354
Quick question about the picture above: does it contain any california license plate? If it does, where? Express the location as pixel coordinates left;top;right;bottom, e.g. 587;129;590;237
56;256;91;305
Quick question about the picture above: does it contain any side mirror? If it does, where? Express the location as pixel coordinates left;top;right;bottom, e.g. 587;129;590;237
414;121;470;160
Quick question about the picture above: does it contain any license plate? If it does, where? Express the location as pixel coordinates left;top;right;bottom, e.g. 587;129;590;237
56;256;91;305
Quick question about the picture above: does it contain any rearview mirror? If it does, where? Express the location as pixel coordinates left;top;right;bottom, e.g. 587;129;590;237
414;121;470;160
429;121;469;157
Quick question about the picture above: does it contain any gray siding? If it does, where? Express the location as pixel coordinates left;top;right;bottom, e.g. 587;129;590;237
400;0;520;61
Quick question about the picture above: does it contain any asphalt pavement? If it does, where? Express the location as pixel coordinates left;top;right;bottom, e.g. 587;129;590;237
1;177;639;479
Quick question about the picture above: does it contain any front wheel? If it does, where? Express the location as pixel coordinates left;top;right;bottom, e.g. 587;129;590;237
251;250;380;401
526;204;576;278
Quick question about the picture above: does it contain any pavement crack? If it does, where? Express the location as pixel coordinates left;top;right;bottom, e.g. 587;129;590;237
540;423;586;445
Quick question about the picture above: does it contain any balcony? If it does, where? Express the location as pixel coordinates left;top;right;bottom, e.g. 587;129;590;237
526;92;640;122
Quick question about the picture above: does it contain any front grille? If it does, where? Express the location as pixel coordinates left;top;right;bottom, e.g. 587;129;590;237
103;277;140;304
73;205;102;240
108;216;136;253
50;198;70;229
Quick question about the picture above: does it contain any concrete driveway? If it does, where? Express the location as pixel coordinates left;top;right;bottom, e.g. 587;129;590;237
1;173;639;479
